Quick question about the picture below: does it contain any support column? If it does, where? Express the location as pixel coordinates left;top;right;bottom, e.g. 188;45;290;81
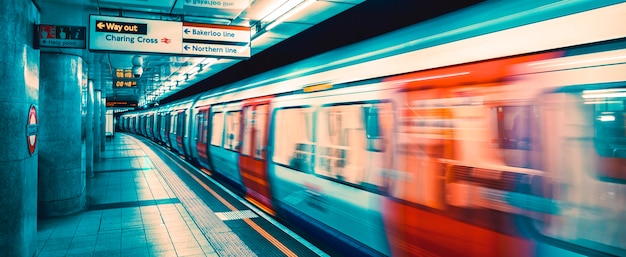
101;91;107;151
0;0;40;256
94;89;102;159
85;79;94;178
38;53;86;217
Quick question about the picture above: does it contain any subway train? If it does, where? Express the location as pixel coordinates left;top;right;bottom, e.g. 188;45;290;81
120;1;626;256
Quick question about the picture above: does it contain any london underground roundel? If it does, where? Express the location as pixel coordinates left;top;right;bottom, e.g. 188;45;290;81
27;105;38;155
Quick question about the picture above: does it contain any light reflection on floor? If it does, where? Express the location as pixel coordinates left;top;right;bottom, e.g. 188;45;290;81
36;135;218;257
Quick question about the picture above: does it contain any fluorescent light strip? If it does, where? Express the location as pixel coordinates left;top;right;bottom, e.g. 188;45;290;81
395;71;470;84
583;92;626;98
266;0;316;31
262;0;300;23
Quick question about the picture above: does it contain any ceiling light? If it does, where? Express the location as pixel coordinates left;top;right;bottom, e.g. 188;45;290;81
262;0;295;23
201;57;218;65
264;0;316;31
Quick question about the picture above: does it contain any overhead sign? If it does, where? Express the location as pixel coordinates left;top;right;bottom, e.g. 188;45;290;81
114;79;138;88
89;15;182;54
182;43;250;58
184;0;249;9
95;21;147;34
36;24;86;49
115;68;135;79
182;22;250;58
113;69;139;87
106;100;138;108
182;23;249;43
89;15;250;58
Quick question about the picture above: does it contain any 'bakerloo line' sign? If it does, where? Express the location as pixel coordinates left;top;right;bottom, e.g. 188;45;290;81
88;15;251;58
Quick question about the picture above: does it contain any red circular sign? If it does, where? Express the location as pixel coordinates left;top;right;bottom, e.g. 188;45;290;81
27;105;38;155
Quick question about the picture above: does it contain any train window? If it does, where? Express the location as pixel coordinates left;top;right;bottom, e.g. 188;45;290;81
391;88;477;209
531;90;626;257
201;111;209;144
491;105;542;169
195;112;202;141
211;112;224;147
272;106;314;172
591;93;626;182
171;114;177;134
255;104;269;160
154;114;161;136
224;111;241;152
163;114;169;135
242;107;253;156
177;111;186;137
315;102;392;191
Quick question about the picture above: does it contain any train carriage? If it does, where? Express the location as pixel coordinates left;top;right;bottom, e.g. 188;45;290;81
266;81;397;256
120;1;626;256
166;100;194;157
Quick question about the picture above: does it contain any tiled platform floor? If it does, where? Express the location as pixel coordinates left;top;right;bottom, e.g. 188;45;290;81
36;134;219;257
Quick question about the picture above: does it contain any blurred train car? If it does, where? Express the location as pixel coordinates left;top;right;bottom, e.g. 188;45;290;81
121;1;626;256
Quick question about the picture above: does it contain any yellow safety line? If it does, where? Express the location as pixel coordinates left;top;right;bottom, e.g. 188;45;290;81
164;154;297;257
245;196;276;217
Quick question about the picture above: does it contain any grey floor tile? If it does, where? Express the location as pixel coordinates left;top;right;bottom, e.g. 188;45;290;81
38;135;229;257
92;249;121;257
175;246;205;257
36;249;67;257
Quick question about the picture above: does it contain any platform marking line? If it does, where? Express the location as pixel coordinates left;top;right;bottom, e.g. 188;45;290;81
130;134;329;257
130;136;257;257
215;210;259;221
164;154;299;257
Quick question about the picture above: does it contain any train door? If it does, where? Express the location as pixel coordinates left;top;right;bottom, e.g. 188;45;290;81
138;115;145;136
131;116;136;134
312;99;394;256
239;97;274;213
154;113;162;142
208;103;245;189
169;111;179;152
195;107;211;170
146;114;154;139
175;109;187;156
531;84;626;257
162;112;171;147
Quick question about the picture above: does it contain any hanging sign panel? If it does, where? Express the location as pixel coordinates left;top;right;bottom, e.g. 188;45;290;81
183;0;250;18
181;22;250;58
183;0;249;9
106;100;138;107
182;23;250;43
89;15;182;54
182;43;250;58
36;24;86;49
89;15;250;58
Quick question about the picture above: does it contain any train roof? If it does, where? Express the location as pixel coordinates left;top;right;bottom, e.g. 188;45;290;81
145;0;625;109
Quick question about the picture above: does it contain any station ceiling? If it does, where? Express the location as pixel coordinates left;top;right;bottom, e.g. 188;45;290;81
32;0;483;108
33;0;366;107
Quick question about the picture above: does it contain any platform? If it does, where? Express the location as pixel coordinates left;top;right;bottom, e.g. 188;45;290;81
36;133;330;257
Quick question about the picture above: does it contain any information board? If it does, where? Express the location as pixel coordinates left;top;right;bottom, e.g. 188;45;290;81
36;24;86;49
89;16;182;54
89;15;250;58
